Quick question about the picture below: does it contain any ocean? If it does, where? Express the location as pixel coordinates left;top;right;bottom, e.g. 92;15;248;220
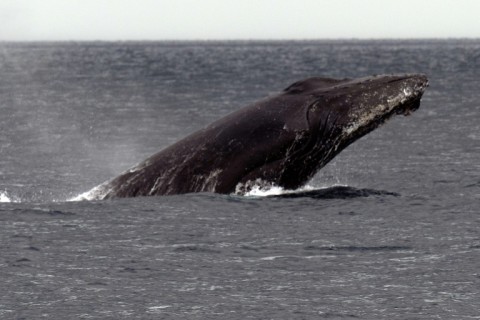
1;40;479;319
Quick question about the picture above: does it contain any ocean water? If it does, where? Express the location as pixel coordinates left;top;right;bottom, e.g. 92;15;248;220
0;40;479;319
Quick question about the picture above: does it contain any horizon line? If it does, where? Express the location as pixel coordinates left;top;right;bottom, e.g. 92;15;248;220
1;37;480;43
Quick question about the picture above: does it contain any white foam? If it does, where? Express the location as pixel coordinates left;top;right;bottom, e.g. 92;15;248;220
68;192;91;202
0;192;10;203
244;184;318;197
0;191;16;203
68;184;107;202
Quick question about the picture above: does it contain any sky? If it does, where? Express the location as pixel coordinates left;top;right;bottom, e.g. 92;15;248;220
1;0;479;41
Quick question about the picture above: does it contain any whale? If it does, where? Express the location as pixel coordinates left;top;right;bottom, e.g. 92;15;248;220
84;74;428;199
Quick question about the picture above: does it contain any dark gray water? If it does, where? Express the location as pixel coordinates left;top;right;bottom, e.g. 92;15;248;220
1;40;479;319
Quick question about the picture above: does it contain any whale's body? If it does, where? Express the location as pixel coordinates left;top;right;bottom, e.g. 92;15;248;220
86;74;428;199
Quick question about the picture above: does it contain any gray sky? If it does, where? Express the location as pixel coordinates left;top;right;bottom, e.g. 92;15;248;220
1;0;479;41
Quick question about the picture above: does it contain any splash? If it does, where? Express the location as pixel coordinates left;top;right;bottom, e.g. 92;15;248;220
68;184;107;202
0;191;17;203
243;184;319;197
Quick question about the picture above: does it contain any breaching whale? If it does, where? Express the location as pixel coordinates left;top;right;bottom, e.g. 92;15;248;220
85;74;428;199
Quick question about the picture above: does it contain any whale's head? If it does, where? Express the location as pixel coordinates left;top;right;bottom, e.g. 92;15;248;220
277;74;428;189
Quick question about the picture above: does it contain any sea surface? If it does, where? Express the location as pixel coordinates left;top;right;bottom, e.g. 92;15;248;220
1;40;479;319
